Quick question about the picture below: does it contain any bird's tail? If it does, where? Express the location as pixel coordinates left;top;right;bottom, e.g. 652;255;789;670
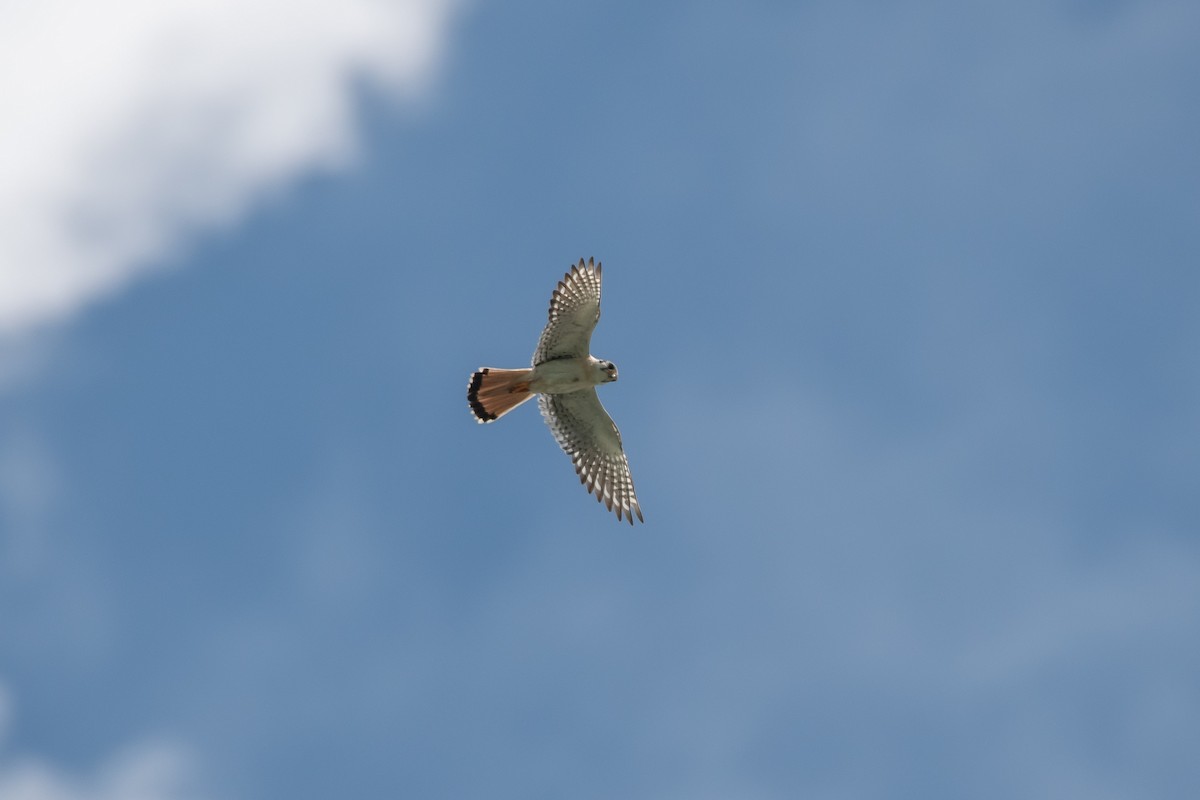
467;367;535;423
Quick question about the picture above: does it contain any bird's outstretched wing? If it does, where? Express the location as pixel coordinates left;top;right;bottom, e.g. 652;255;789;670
539;390;643;524
532;258;602;365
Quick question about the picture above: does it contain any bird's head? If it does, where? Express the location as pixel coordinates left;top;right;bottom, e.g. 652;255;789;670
595;359;619;383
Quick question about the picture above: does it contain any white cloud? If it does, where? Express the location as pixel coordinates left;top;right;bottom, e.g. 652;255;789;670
0;0;460;336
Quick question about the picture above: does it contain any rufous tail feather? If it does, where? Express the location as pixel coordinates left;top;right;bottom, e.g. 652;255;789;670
467;368;535;423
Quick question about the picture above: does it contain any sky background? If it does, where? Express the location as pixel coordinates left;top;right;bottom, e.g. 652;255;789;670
1;1;1198;798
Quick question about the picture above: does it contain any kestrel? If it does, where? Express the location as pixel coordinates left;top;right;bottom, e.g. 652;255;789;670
467;258;643;524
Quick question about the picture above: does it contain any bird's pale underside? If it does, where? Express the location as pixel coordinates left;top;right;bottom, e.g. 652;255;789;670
467;258;643;524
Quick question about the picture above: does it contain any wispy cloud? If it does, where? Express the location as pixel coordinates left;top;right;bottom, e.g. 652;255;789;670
0;430;59;576
0;743;201;800
0;678;200;800
0;0;460;336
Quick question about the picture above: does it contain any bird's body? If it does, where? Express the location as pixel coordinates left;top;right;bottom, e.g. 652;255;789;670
467;258;643;524
529;356;611;395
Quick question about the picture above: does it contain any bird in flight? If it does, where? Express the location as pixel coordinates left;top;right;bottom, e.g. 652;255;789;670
467;258;643;524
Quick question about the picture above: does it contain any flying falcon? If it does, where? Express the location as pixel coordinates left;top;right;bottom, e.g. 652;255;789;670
467;258;643;524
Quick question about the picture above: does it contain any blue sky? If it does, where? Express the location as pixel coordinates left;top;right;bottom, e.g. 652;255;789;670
1;1;1198;798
